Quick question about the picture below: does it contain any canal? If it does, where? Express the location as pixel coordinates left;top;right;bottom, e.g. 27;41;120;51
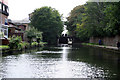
1;45;120;79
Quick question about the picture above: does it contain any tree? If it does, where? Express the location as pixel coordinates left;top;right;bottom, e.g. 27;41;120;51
65;5;89;42
82;2;120;37
25;27;42;45
66;2;120;42
66;5;85;36
104;2;120;36
81;2;106;37
30;6;63;45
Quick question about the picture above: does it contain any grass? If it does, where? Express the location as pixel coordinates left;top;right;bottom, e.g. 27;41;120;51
31;41;47;47
82;43;99;46
82;43;107;48
0;45;9;49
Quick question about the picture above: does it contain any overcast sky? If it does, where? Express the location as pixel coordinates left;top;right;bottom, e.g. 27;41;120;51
8;0;88;20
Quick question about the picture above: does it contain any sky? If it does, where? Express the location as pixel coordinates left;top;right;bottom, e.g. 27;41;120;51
8;0;88;20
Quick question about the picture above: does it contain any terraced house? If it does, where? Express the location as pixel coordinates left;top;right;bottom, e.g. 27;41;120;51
0;0;9;44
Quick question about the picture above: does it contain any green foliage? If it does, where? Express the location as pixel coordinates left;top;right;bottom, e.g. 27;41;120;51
40;42;47;47
66;2;120;42
82;43;107;48
8;35;31;50
23;42;29;47
30;6;64;45
83;2;106;37
0;45;9;49
103;2;120;36
25;27;42;45
83;2;120;37
66;5;85;36
76;23;89;41
18;42;24;50
19;42;29;49
82;43;99;46
32;42;38;46
9;36;22;49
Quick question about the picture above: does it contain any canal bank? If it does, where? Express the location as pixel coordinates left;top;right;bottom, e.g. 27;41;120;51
82;43;120;53
0;43;46;55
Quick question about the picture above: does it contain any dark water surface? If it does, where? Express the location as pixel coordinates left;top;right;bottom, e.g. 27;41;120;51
1;45;120;79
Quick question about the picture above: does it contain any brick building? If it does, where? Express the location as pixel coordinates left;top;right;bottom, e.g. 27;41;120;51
8;19;24;41
12;18;30;31
10;18;30;41
0;0;9;44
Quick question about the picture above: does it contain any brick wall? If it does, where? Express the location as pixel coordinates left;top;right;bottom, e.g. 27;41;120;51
23;23;29;30
89;35;120;47
1;39;9;45
9;27;15;33
0;13;8;24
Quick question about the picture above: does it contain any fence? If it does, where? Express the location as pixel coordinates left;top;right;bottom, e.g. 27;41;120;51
8;33;24;41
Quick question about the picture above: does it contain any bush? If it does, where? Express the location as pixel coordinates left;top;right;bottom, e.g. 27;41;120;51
39;42;47;47
0;45;9;49
23;42;29;48
9;36;22;49
32;42;38;46
18;42;24;50
18;42;30;50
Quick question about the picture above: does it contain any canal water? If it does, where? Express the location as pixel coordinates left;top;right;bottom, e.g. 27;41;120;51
1;45;120;79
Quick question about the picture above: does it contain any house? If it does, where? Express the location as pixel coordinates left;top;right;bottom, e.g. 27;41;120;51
8;19;24;41
0;0;30;44
10;18;30;41
12;18;30;31
0;0;9;45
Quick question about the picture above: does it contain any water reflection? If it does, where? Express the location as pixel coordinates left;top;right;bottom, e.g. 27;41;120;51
1;46;120;79
0;53;2;79
62;47;70;61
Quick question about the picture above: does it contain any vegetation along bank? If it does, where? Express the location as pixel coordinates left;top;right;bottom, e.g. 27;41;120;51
65;2;120;46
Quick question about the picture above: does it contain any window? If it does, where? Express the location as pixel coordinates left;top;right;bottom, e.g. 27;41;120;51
1;29;3;32
15;30;18;33
5;6;7;12
3;5;5;11
7;7;9;13
0;3;1;10
1;4;9;16
4;30;7;35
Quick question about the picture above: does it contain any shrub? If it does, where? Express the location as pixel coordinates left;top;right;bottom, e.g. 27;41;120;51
9;36;22;49
32;42;38;46
39;42;47;47
18;42;24;50
0;45;9;49
17;42;30;50
23;42;29;48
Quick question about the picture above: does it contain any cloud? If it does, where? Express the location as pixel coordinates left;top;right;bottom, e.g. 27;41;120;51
8;0;87;20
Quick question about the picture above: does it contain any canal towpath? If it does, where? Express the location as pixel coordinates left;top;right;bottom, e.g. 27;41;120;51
82;43;120;53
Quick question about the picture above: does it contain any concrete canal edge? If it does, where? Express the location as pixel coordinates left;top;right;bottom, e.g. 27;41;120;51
82;43;120;53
